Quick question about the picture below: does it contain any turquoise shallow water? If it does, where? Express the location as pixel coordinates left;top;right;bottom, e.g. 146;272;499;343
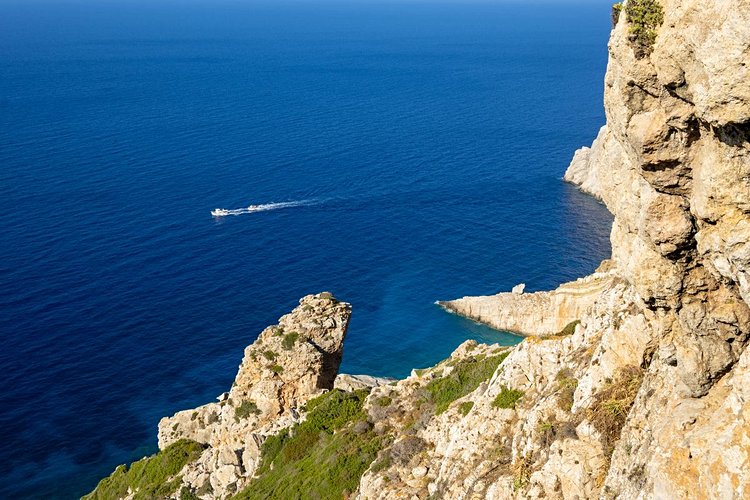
0;1;613;497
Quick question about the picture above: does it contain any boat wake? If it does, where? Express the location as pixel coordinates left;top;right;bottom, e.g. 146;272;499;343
211;200;312;217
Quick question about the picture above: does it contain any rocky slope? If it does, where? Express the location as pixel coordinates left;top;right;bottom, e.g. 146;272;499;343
87;1;750;498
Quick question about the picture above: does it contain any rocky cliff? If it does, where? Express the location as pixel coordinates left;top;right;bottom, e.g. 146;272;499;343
87;1;750;498
433;0;750;497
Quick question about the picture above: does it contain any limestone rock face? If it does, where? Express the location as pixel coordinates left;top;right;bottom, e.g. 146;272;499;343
334;373;396;392
440;269;616;336
417;1;750;498
156;293;351;498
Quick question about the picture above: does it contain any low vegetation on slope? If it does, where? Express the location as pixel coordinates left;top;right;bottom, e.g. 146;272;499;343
424;351;510;414
234;389;387;500
587;365;643;460
84;439;206;500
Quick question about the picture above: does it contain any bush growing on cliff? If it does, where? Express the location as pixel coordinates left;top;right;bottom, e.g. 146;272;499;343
624;0;664;57
424;351;509;414
234;400;261;420
269;364;284;374
84;439;206;500
611;2;623;27
492;386;524;410
235;389;387;500
262;350;277;361
555;369;579;412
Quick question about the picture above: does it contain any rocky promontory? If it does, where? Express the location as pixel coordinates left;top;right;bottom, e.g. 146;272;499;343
87;293;355;498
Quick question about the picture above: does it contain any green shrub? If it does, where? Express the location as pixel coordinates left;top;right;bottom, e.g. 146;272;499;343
180;486;200;500
612;2;623;27
262;350;277;361
84;439;206;500
196;480;213;496
458;401;474;416
425;352;509;414
624;0;664;56
269;364;284;375
319;292;338;303
538;421;554;433
282;332;300;350
492;386;524;410
235;389;385;500
369;454;392;474
235;400;261;420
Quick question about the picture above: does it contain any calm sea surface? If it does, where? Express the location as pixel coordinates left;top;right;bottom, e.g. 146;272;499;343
0;1;613;497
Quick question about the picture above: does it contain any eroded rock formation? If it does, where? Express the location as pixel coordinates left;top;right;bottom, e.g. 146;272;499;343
157;293;352;495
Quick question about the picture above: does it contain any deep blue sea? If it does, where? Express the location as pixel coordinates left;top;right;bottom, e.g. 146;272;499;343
0;0;613;497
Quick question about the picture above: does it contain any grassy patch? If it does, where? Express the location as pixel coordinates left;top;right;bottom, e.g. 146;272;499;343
235;389;385;500
458;401;474;416
424;352;508;414
558;320;581;337
555;369;579;412
235;400;261;420
84;440;206;500
282;332;300;350
492;386;524;410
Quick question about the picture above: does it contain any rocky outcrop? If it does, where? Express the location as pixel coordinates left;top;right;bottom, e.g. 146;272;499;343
156;293;351;497
439;265;616;336
334;374;396;392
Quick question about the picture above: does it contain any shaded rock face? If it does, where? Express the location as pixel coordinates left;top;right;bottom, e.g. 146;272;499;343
156;293;351;498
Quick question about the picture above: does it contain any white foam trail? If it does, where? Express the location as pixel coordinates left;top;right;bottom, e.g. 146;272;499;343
211;200;312;217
